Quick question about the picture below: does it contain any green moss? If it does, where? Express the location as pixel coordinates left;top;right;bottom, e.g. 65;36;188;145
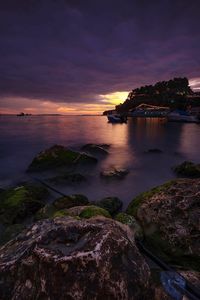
115;212;134;225
126;180;175;217
79;206;111;219
173;161;200;177
0;185;48;225
35;204;56;220
28;145;97;172
53;194;89;210
53;210;70;218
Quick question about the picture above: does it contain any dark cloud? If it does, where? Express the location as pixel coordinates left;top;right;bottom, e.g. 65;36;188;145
0;0;200;108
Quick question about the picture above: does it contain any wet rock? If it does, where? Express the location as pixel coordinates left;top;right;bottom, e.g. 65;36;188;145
79;205;111;219
81;143;109;155
53;194;89;209
27;144;97;172
48;172;86;185
145;148;163;153
35;195;90;221
173;161;200;177
115;213;143;238
97;196;122;216
0;217;152;300
100;167;129;179
127;179;200;270
180;271;200;291
0;184;48;225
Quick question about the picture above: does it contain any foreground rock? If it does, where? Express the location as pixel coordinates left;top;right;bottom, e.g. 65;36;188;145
27;145;97;172
0;217;152;300
127;179;200;270
81;143;109;155
173;161;200;177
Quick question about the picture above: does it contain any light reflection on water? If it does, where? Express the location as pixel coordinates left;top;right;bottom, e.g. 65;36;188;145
0;115;200;208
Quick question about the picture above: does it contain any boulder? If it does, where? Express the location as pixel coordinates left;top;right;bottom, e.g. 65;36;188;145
97;196;123;216
127;179;200;270
0;217;152;300
100;167;129;179
81;143;110;155
0;184;48;225
173;161;200;177
27;145;97;172
53;194;89;209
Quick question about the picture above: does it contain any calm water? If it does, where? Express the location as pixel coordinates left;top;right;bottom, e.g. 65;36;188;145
0;115;200;208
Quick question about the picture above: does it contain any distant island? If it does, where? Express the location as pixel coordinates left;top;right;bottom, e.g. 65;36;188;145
103;77;200;115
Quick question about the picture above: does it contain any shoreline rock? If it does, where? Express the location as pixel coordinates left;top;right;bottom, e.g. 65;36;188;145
0;217;153;300
27;144;97;172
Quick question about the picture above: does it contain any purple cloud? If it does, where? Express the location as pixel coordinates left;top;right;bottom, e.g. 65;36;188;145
0;0;200;111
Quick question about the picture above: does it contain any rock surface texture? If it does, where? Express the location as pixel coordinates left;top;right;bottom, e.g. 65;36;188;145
127;179;200;270
0;217;152;300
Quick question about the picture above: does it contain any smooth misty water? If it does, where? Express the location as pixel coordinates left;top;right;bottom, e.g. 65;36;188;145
0;115;200;208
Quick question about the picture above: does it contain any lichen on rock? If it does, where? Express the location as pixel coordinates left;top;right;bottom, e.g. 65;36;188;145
127;179;200;270
0;217;153;300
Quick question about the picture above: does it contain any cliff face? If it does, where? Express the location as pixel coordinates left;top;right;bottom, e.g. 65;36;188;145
103;77;200;114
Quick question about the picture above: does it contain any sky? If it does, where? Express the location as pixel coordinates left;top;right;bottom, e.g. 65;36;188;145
0;0;200;115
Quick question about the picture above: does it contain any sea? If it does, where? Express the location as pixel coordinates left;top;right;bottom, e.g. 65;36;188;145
0;115;200;208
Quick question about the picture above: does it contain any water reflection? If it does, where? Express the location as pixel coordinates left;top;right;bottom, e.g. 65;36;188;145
0;116;200;207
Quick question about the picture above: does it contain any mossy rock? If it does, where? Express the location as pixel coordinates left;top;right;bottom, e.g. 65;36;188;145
115;213;143;238
173;161;200;177
144;231;200;272
97;197;122;216
0;184;48;225
126;180;175;217
27;145;97;172
0;224;25;245
53;194;89;210
79;206;111;219
35;204;57;220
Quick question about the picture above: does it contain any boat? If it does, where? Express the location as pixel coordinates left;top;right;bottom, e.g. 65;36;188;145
168;110;200;123
107;114;127;123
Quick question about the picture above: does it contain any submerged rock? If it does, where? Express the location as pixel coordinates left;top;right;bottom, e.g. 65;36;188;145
145;148;163;154
27;144;97;172
48;172;86;185
81;143;110;155
0;184;48;225
97;196;122;216
173;161;200;177
127;179;200;270
100;167;129;179
0;217;152;300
